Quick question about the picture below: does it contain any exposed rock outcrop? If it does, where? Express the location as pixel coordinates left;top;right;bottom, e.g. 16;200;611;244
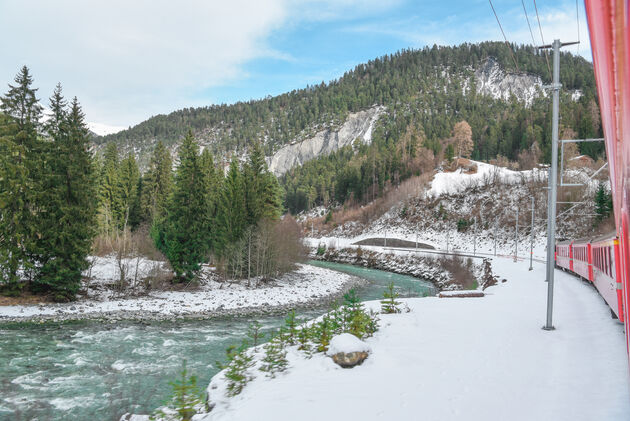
268;106;385;176
474;57;543;106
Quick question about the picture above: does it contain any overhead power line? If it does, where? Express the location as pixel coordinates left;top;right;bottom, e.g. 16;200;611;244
533;0;552;78
488;0;520;71
522;0;537;47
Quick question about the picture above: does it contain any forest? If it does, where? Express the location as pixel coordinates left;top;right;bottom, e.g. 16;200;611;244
0;67;296;301
97;42;600;215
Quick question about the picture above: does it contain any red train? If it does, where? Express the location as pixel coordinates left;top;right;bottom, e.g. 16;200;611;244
556;234;625;322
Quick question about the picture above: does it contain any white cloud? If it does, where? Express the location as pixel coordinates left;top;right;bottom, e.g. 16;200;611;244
0;0;288;126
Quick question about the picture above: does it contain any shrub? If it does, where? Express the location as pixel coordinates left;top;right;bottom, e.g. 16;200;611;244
381;282;402;314
151;361;203;421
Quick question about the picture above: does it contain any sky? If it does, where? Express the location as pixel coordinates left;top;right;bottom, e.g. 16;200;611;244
0;0;590;130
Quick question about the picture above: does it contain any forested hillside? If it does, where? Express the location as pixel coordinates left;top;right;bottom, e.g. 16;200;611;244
96;42;599;214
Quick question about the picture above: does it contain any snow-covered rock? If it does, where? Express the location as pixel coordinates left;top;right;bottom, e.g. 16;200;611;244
326;333;371;368
268;106;385;176
474;57;543;106
326;333;372;368
326;333;371;356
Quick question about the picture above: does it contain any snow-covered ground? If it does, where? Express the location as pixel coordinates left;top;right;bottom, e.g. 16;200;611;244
0;264;361;321
199;256;630;421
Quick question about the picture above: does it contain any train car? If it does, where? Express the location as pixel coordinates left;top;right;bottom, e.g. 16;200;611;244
591;234;625;322
555;240;573;272
571;239;593;282
585;0;630;358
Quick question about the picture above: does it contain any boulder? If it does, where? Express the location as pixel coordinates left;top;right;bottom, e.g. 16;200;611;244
326;333;371;368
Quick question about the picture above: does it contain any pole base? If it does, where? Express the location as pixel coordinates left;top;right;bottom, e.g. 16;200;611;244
542;325;555;331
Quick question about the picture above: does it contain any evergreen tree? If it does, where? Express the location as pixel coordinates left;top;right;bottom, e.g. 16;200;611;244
244;143;282;225
35;96;97;300
200;148;220;252
99;142;121;234
0;66;42;289
595;182;613;221
380;282;402;314
0;112;27;290
118;153;141;229
161;131;208;281
141;141;172;223
214;159;246;256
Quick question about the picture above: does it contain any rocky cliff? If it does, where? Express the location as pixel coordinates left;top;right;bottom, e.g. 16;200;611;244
267;106;384;176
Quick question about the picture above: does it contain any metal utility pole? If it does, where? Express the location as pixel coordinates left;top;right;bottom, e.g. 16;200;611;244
494;217;498;256
514;206;519;262
540;39;578;331
446;228;450;253
473;216;477;256
529;196;535;271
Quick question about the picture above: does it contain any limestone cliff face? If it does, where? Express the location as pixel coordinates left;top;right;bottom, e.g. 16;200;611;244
474;57;543;105
267;106;385;176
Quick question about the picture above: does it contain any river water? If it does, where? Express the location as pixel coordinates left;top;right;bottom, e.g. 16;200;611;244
0;262;436;421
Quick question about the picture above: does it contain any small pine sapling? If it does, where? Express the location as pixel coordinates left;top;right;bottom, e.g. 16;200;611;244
381;282;402;314
314;315;333;352
224;349;254;397
246;321;265;347
151;360;203;421
260;337;288;378
284;309;298;345
297;326;313;357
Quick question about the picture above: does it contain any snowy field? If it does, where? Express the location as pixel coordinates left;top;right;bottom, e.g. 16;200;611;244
199;257;630;421
0;264;359;321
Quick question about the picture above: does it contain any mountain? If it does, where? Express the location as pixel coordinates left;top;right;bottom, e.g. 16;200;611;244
92;42;598;213
93;42;595;170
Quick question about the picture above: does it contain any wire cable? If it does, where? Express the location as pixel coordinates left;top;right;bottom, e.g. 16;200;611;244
533;0;552;78
489;0;520;71
522;0;537;47
575;0;581;56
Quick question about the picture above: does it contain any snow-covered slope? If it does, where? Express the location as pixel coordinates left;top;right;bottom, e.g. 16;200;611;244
427;160;544;197
87;122;126;136
200;257;630;421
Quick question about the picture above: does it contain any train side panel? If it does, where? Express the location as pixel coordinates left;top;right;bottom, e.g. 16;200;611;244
592;238;623;319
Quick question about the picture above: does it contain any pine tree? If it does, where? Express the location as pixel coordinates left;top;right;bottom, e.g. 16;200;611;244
260;337;288;378
118;153;141;230
595;182;612;221
0;113;26;291
380;281;402;314
244;143;282;225
99;142;121;234
161;131;209;281
200;148;220;253
152;360;203;421
35;95;97;300
0;66;43;289
224;349;254;396
141;141;172;223
246;321;265;347
214;159;246;256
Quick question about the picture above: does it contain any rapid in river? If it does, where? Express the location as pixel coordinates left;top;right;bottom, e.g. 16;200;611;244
0;262;436;420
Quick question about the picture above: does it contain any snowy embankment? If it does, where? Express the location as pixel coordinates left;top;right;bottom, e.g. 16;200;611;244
0;263;364;322
197;257;630;421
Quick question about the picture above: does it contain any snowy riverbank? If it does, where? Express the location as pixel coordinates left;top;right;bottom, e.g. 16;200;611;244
0;264;365;323
194;256;629;420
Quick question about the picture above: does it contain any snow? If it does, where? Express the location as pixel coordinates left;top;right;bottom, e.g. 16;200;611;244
0;263;359;321
199;256;630;421
87;122;126;136
326;333;371;356
428;160;542;198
